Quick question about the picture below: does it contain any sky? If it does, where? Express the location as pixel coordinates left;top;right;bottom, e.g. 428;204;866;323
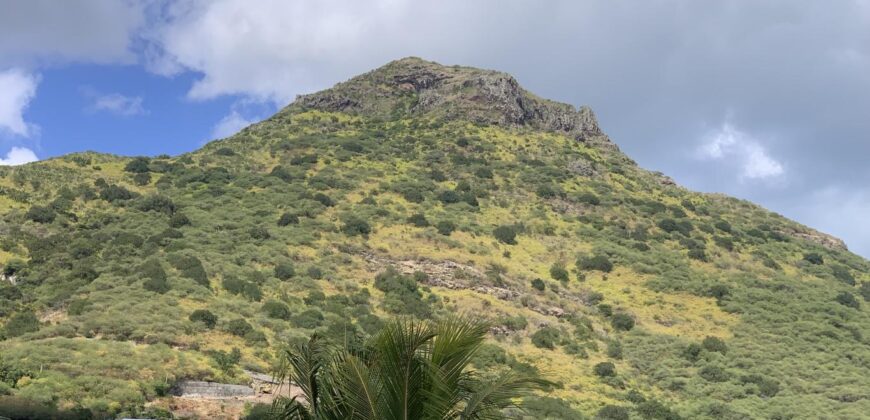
1;0;869;257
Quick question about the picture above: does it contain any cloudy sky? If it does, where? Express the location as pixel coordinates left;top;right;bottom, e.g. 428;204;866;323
1;0;869;257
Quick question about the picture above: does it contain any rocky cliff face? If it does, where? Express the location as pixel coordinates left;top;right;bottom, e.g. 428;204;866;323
289;57;607;145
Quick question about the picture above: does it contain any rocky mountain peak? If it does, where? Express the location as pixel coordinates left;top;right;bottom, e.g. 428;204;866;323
288;57;606;144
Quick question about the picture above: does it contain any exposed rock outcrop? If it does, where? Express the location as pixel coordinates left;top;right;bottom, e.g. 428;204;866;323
288;57;608;146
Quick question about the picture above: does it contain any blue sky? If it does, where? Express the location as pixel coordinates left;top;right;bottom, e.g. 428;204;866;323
1;0;869;258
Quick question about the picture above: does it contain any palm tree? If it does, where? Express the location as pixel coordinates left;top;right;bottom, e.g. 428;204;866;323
271;317;549;419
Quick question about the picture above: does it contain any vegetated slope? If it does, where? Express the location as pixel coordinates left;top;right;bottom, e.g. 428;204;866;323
1;57;868;419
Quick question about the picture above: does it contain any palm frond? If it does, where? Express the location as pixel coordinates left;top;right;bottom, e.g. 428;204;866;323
459;372;552;420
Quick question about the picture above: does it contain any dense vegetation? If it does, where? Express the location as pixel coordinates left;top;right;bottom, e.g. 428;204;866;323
0;58;868;418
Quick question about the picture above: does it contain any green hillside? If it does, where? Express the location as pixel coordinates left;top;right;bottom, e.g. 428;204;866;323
1;57;868;419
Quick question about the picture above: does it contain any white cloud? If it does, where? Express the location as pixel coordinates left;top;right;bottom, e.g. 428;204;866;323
147;0;410;103
88;93;147;116
211;110;256;139
0;68;40;137
698;123;784;180
0;1;144;67
0;147;38;166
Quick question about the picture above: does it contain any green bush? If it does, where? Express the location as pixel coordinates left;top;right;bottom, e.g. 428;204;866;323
636;400;682;420
138;195;177;215
493;225;518;245
531;326;561;350
226;319;254;337
530;278;546;291
831;265;855;285
595;405;629;420
124;157;150;173
341;216;371;236
714;220;732;233
278;212;299;226
249;226;271;240
189;309;218;329
291;308;324;329
598;304;613;317
835;291;860;309
701;336;727;354
435;220;455;236
860;282;870;301
4;311;39;337
606;340;623;359
698;365;729;382
141;259;170;294
578;255;613;273
549;264;569;282
374;268;430;317
274;263;296;280
25;205;56;224
169;213;191;228
803;252;824;265
611;313;635;331
262;300;291;320
168;254;209;287
593;362;616;377
407;213;429;227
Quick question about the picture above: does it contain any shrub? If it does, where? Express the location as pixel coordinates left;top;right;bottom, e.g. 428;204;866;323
291;309;324;329
274;263;296;280
803;252;824;265
707;284;730;301
549;264;569;282
714;220;732;233
611;313;635;331
211;348;241;375
124;157;150;173
578;255;613;273
687;248;707;261
222;276;246;295
831;265;856;285
713;236;734;251
437;190;461;204
493;225;517;245
598;304;613;317
4;311;39;337
699;365;729;382
341;216;371;236
636;400;682;420
313;193;335;207
435;220;456;236
595;405;629;420
141;259;170;294
593;362;616;377
407;213;429;227
25;206;56;224
606;340;623;359
683;343;703;362
577;192;600;205
374;268;430;317
740;374;781;398
530;278;546;291
262;300;291;320
277;212;300;226
168;254;209;287
243;282;262;302
701;336;727;354
133;172;151;186
531;327;561;350
835;291;860;309
860;282;870;301
500;315;528;331
138;194;177;215
189;309;218;329
169;213;191;228
226;319;254;337
249;226;271;240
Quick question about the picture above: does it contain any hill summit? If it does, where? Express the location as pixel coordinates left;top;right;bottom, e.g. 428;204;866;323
289;57;604;143
0;58;868;419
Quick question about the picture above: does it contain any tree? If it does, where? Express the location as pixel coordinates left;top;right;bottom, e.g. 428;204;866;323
271;317;548;419
211;348;242;375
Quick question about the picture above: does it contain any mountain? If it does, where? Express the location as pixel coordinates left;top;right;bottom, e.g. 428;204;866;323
1;57;868;419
